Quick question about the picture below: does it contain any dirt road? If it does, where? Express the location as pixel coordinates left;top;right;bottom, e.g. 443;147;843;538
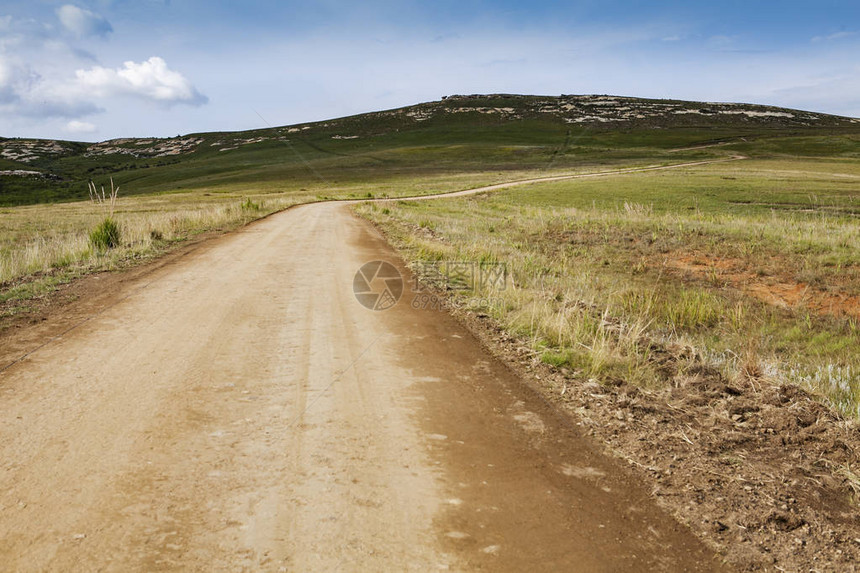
0;201;726;571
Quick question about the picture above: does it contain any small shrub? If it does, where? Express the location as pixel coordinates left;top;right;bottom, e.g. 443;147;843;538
90;217;122;250
241;197;261;211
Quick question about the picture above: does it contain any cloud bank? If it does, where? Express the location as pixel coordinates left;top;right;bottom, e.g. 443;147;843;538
0;53;207;121
75;57;208;105
0;5;206;137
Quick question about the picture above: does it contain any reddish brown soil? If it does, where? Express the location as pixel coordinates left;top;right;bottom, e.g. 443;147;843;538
663;253;860;320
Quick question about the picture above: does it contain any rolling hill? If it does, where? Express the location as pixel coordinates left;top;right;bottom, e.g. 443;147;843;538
2;94;859;206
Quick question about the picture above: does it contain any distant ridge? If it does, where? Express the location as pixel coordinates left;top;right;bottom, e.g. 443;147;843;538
2;94;857;158
378;93;859;129
2;94;858;206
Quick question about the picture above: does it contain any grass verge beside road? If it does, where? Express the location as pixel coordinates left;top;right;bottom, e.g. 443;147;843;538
356;158;860;418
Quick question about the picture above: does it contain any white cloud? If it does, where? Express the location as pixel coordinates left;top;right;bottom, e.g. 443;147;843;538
0;53;102;118
707;35;737;50
56;5;113;38
0;54;206;126
64;119;97;133
74;57;208;105
812;31;858;43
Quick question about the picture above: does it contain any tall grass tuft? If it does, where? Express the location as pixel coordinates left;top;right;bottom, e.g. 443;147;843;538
89;218;122;251
88;178;120;217
88;178;122;251
240;197;261;212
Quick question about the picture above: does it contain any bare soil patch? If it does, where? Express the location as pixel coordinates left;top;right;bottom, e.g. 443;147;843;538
663;252;860;320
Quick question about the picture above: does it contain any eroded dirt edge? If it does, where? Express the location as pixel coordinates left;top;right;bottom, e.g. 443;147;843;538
437;286;860;572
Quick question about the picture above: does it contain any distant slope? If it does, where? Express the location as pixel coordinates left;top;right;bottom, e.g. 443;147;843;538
321;94;860;131
2;94;859;206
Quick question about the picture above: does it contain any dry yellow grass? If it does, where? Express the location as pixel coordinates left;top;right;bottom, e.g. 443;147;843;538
356;159;860;417
0;190;310;290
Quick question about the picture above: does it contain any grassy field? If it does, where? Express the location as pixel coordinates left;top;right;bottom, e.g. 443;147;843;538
356;158;860;418
3;94;860;415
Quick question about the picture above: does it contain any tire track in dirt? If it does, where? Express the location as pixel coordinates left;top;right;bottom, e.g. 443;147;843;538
377;156;746;203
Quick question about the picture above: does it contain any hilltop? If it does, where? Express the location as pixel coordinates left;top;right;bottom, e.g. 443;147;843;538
1;94;859;205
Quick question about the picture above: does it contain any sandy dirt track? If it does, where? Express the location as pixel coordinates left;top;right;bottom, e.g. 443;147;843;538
387;157;745;202
0;200;728;571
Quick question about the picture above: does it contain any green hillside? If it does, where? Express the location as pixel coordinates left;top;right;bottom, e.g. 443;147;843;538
2;94;859;206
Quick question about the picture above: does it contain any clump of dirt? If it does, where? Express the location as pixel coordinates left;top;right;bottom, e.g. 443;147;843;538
456;306;860;572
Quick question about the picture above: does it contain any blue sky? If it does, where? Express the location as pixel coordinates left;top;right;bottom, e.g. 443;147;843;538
1;0;858;141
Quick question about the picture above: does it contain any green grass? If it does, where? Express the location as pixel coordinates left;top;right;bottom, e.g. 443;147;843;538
89;217;121;251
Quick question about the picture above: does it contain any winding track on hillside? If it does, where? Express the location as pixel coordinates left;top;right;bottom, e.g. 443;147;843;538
387;156;745;202
0;160;738;571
